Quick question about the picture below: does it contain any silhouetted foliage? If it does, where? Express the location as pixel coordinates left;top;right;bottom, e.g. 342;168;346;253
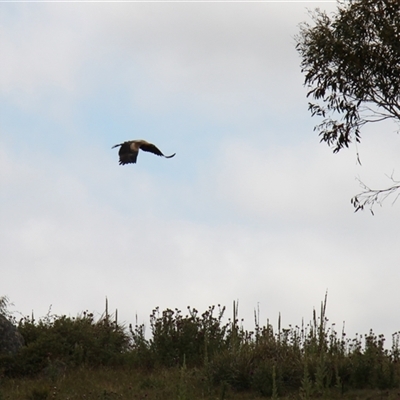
296;0;400;212
0;297;24;356
1;311;130;377
1;296;400;398
148;305;229;368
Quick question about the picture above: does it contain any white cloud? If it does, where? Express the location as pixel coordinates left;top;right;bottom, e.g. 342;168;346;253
212;136;353;222
1;3;336;117
1;6;85;95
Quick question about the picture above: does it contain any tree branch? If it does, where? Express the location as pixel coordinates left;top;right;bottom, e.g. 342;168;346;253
351;175;400;214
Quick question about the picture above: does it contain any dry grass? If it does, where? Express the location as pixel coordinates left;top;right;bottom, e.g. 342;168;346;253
2;367;400;400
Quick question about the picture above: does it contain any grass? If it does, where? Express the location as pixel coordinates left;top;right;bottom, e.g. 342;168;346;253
1;368;400;399
1;366;261;399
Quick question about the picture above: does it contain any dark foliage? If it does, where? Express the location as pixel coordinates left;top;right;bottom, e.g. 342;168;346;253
1;297;400;397
0;315;24;356
0;297;24;360
296;0;400;153
1;311;130;377
147;305;229;368
296;0;400;212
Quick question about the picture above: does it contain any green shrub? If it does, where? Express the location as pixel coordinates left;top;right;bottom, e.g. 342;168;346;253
4;311;130;377
148;305;229;368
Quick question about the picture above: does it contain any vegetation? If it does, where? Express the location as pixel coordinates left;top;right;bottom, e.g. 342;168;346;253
296;0;400;213
0;296;400;399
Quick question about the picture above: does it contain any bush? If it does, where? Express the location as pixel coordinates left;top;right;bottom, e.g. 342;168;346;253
148;305;229;368
3;311;130;377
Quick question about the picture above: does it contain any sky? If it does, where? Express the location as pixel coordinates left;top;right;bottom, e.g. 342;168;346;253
1;1;399;345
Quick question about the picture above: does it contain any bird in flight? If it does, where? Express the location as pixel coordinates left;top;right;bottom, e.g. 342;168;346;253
112;139;176;165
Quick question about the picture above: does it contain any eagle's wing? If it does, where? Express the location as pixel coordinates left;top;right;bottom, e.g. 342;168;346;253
118;142;139;165
140;142;176;158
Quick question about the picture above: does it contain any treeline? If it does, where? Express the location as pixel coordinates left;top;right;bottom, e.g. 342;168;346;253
1;297;400;398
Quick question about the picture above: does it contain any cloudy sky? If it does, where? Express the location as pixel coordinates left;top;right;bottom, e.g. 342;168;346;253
1;1;399;343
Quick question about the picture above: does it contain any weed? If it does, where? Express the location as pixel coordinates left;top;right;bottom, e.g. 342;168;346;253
300;360;313;399
177;354;187;400
271;365;279;399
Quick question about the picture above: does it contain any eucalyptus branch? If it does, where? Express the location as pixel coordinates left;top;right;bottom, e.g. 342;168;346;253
297;0;400;212
351;176;400;215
